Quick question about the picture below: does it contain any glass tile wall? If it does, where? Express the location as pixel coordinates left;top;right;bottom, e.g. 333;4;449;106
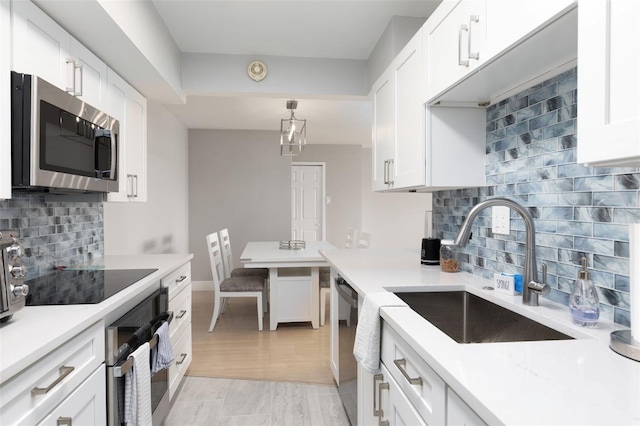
0;192;104;279
432;68;638;327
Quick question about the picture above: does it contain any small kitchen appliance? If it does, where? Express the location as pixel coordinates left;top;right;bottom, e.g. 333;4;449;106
11;71;120;193
0;232;29;323
421;211;440;265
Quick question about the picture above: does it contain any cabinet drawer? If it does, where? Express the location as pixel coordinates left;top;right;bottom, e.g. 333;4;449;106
381;321;446;425
168;326;192;400
37;365;107;426
169;284;191;342
379;364;427;426
0;321;105;426
162;262;191;301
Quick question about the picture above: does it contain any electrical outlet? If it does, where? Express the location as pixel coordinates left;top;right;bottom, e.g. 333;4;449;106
492;206;510;235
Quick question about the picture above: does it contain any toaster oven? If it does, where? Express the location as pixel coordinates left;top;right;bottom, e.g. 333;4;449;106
0;233;28;323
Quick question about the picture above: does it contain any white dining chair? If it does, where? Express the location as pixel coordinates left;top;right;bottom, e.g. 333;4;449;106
206;232;266;332
345;227;358;249
219;228;269;281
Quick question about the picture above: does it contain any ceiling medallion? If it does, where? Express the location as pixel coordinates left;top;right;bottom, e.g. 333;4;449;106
248;60;267;82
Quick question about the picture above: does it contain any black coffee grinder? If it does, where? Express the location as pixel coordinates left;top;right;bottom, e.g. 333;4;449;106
421;211;440;265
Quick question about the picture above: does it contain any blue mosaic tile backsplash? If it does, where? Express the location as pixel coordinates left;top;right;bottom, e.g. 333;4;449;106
0;192;104;280
433;68;638;327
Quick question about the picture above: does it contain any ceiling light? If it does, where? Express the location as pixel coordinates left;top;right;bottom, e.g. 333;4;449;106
280;100;306;156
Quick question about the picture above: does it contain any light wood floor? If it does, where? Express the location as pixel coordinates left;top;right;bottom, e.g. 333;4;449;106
186;291;335;385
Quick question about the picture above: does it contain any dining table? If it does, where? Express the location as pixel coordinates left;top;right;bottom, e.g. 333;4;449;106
240;241;336;330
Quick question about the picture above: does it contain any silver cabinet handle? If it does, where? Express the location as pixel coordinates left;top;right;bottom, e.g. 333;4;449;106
387;159;394;185
57;417;72;426
176;309;187;319
382;160;388;185
373;373;383;416
378;379;389;426
176;275;187;283
65;58;76;93
468;15;480;60
127;174;134;198
32;366;75;396
176;353;188;365
133;175;138;198
74;62;83;96
458;24;470;66
393;358;423;385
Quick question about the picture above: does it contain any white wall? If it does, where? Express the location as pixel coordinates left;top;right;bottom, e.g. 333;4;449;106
104;101;189;255
360;147;432;249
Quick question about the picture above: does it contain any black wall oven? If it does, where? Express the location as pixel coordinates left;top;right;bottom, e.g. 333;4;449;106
11;71;119;193
106;287;171;426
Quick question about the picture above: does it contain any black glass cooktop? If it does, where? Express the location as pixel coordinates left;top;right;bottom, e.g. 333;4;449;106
25;268;158;306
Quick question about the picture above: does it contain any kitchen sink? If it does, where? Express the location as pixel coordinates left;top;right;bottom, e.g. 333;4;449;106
393;291;573;344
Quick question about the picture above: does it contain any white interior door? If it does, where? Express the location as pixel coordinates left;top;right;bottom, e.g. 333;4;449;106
291;164;325;241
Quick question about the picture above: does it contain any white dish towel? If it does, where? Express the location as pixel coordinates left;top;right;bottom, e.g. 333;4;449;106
354;292;407;375
151;321;174;374
124;342;152;426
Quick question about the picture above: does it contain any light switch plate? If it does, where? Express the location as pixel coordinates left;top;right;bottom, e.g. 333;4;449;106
492;206;510;235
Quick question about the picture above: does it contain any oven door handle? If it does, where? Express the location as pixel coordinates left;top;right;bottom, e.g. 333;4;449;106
335;281;358;308
112;310;174;378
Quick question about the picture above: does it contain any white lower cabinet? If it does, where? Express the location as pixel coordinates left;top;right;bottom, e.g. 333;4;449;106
447;388;486;426
163;261;192;400
0;321;106;426
37;365;106;426
360;321;486;426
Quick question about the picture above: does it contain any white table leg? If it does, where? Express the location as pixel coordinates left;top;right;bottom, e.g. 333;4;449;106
311;267;319;329
269;268;279;331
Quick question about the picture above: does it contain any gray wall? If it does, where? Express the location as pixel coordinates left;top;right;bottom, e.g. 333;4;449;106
104;101;189;255
296;144;363;247
188;129;292;282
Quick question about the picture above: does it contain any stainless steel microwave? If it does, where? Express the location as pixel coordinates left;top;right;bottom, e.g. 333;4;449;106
10;71;119;193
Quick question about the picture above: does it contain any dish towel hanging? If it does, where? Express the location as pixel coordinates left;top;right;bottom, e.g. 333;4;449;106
124;342;152;426
354;292;407;375
151;321;174;374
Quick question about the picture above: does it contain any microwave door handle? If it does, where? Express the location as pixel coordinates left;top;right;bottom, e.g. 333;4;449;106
110;129;117;180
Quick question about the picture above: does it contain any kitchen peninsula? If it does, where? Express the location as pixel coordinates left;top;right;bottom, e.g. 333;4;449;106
322;247;640;425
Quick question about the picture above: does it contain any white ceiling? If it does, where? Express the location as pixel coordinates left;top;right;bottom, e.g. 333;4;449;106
150;0;438;145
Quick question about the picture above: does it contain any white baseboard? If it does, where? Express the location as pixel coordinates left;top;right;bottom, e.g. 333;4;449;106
192;280;214;292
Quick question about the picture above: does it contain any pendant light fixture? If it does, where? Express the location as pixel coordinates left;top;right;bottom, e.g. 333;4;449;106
280;100;306;156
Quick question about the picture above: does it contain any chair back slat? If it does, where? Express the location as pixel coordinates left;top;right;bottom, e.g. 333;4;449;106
206;232;224;292
346;227;358;249
219;228;234;279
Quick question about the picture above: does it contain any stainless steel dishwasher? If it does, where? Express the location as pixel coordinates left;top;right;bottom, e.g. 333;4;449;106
335;278;358;425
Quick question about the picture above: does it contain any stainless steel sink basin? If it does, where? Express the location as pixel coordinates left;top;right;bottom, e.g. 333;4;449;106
394;291;573;343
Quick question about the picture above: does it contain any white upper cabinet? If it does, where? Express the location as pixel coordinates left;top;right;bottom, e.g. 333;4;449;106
106;69;148;202
424;0;486;103
1;0;11;200
372;29;425;191
424;0;577;104
577;0;640;166
12;0;107;111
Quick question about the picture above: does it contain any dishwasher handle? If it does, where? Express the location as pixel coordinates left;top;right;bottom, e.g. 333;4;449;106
335;279;358;308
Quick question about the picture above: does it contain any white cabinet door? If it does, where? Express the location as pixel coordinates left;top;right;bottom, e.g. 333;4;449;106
37;365;107;426
378;364;427;426
1;0;11;199
11;0;107;109
393;30;425;189
12;0;71;89
484;0;575;59
372;71;395;191
69;38;108;111
126;89;148;202
424;0;485;102
577;0;640;166
106;69;148;203
446;388;486;426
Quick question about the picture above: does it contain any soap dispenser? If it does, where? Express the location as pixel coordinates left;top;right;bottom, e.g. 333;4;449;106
569;258;599;327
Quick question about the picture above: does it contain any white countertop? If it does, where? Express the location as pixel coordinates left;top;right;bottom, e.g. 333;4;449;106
321;247;640;425
0;254;193;385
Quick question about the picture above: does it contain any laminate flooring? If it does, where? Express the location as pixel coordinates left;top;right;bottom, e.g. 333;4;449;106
166;376;350;426
186;291;334;385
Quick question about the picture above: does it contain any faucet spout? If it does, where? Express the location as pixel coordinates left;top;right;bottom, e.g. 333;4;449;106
453;197;547;306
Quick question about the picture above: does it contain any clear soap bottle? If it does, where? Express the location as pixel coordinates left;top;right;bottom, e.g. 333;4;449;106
569;258;599;327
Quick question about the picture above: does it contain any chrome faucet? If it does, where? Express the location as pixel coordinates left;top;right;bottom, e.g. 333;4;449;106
453;197;550;306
